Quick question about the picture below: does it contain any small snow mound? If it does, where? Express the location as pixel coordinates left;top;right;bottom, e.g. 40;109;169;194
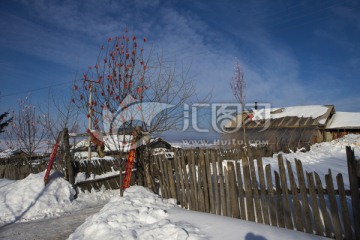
68;186;206;240
0;171;76;223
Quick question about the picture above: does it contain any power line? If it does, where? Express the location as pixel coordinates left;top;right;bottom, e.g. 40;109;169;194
1;80;77;98
1;47;211;99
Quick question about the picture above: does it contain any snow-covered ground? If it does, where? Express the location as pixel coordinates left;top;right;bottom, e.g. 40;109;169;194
0;173;329;240
262;134;360;189
1;135;359;239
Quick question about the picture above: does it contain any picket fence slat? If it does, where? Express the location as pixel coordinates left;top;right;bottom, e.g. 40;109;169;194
314;172;333;238
336;173;352;240
278;155;293;230
286;160;304;232
202;150;210;213
163;155;173;199
198;149;206;212
307;172;323;235
224;166;232;217
257;157;270;225
180;151;188;208
236;160;246;220
346;146;360;239
158;155;168;198
217;151;227;216
189;150;198;211
211;150;221;215
249;155;263;223
295;159;313;234
173;150;182;206
265;164;277;226
205;150;215;214
325;170;343;240
275;171;285;228
181;152;192;209
243;154;255;221
228;162;240;218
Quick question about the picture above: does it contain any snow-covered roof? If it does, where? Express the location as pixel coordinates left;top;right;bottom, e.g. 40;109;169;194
269;105;329;120
326;112;360;129
225;105;333;129
0;148;22;158
103;135;133;152
74;134;172;153
73;135;134;152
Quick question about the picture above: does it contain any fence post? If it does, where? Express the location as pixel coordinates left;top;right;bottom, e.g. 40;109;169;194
346;146;360;240
63;128;74;185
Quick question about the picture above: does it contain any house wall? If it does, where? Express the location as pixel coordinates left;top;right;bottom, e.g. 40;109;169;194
324;129;360;141
222;127;321;152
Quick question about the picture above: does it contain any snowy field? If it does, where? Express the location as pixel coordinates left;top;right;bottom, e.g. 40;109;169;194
1;135;359;239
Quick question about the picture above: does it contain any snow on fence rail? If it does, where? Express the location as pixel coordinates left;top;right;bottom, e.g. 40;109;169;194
151;147;360;240
73;159;137;192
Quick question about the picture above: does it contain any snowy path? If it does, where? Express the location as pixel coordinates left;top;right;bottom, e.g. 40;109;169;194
0;204;104;240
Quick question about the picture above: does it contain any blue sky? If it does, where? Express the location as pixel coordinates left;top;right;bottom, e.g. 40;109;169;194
0;0;359;116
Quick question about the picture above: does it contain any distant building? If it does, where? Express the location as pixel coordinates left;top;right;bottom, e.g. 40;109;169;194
72;134;174;160
0;148;27;159
223;105;360;152
325;112;360;140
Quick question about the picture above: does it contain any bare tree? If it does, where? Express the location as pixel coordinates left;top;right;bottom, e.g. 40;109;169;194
39;89;80;164
42;89;80;142
5;97;49;161
230;59;247;147
73;29;195;188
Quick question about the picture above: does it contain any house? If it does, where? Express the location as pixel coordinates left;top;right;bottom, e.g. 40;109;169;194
144;138;174;159
223;105;337;152
325;112;360;140
0;148;28;159
72;134;174;160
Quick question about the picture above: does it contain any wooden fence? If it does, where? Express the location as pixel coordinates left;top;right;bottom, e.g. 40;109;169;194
151;147;360;240
73;159;135;192
0;161;55;180
0;158;137;193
